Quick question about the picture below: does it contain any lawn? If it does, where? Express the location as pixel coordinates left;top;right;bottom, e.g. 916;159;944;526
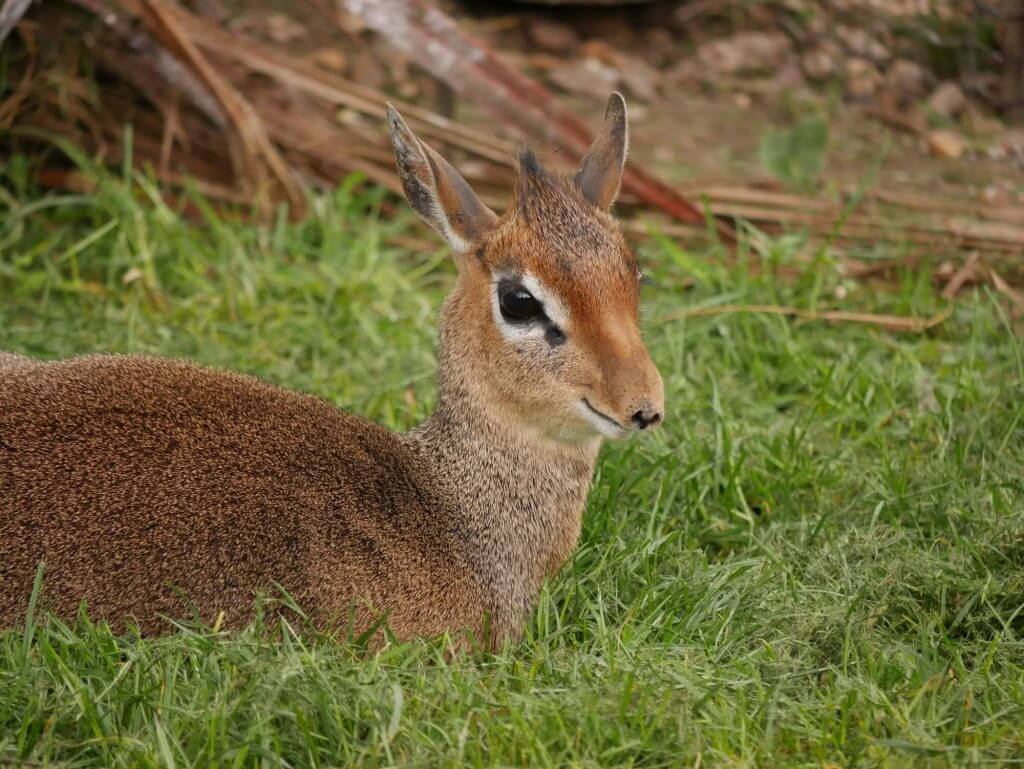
1;161;1023;768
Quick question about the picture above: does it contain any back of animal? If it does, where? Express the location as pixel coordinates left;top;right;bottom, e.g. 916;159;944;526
0;355;482;635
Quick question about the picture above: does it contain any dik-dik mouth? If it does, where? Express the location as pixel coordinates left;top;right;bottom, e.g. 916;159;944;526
580;398;627;438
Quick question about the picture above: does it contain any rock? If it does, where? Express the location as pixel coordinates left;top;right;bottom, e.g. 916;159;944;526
577;38;618;65
963;109;1004;136
928;129;967;159
847;58;881;97
579;39;660;102
927;81;967;117
983;183;1012;205
312;48;348;74
616;58;660;102
985;129;1024;161
885;59;928;100
645;28;674;56
695;32;791;75
548;58;620;101
266;13;306;43
775;60;805;89
836;24;890;62
526;18;579;53
801;41;841;81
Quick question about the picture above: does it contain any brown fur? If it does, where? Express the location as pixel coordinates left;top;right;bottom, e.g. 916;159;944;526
0;95;662;647
0;352;30;369
0;355;485;639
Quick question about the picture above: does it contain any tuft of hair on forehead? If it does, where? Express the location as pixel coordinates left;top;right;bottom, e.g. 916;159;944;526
510;150;626;263
514;150;567;221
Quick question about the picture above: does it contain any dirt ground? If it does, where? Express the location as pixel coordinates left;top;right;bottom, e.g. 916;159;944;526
7;0;1023;269
216;0;1024;201
456;2;1022;205
548;89;1016;196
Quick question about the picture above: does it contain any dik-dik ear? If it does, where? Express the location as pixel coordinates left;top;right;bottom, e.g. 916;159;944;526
387;104;497;255
574;92;629;210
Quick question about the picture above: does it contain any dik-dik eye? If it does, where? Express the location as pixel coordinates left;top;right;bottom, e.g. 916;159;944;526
499;282;544;323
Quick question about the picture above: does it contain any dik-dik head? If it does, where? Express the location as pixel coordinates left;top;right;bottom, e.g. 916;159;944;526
387;94;664;443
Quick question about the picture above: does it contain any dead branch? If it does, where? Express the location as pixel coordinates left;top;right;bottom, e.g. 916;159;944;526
2;0;1018;302
0;0;32;44
988;266;1024;317
158;6;518;165
0;23;36;129
135;0;305;214
942;253;983;300
340;0;733;241
662;303;952;333
72;0;226;126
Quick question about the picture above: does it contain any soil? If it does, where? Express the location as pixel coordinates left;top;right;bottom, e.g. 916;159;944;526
258;0;1023;206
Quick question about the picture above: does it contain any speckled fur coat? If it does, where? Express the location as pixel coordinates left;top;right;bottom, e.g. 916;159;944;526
0;347;596;646
0;95;662;648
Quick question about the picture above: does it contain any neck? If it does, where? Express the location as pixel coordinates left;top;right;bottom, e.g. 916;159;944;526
407;367;601;635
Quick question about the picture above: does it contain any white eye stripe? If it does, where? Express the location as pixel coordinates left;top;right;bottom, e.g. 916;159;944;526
517;273;569;329
490;270;569;342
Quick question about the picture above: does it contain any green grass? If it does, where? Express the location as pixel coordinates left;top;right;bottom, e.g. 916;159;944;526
1;158;1023;768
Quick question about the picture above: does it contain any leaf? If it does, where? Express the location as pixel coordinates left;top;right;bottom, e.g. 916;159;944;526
758;115;829;190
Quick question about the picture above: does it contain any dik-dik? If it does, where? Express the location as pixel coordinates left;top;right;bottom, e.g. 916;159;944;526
0;94;663;649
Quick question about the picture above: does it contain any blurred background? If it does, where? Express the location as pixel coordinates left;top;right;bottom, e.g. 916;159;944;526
1;0;1022;304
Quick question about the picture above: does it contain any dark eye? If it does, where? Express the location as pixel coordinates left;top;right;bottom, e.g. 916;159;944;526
499;283;543;322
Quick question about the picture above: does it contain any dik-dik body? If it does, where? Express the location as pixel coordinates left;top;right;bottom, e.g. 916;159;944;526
0;94;663;648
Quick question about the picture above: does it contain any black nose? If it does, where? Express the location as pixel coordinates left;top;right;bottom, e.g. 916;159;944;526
631;408;662;430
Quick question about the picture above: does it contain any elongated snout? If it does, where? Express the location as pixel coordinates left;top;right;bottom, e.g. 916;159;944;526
587;334;665;436
617;352;664;432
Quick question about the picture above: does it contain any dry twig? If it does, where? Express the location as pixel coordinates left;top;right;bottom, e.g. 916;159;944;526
942;253;982;300
662;304;953;333
340;0;733;240
135;0;305;213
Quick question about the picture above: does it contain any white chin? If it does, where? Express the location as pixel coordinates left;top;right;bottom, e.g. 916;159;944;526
575;400;627;440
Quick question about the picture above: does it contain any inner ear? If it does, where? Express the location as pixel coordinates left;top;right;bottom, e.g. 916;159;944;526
574;93;628;210
425;150;497;246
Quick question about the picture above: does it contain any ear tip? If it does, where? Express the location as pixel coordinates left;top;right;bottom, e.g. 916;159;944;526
608;92;627;113
385;103;403;130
